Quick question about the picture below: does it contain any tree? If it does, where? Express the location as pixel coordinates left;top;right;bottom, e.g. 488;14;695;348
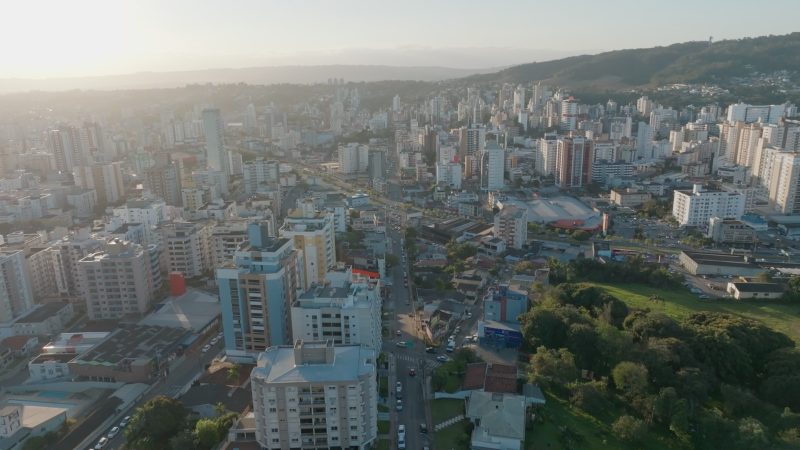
125;395;188;450
227;363;241;383
386;254;400;268
529;346;578;386
737;417;770;450
572;230;591;241
612;415;647;442
612;361;649;397
195;418;222;450
514;260;535;274
168;429;196;450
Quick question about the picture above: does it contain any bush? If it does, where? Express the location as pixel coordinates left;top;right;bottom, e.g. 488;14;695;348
569;381;607;415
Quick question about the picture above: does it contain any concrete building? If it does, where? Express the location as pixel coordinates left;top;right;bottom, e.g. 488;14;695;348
493;206;528;250
0;250;34;324
726;282;785;300
46;232;104;312
466;391;526;450
28;353;74;382
436;162;462;189
707;217;755;246
483;284;529;324
609;188;652;207
279;200;336;291
338;143;368;175
291;273;381;349
678;250;764;277
113;198;166;230
66;188;97;218
243;158;280;194
159;221;212;278
217;224;301;360
11;302;73;337
768;151;800;214
672;184;746;227
78;239;156;320
536;133;558;176
482;143;505;191
202;108;229;176
73;162;125;206
555;136;593;188
144;156;183;206
250;341;377;450
210;222;251;268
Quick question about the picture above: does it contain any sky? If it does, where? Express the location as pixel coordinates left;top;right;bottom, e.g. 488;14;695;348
3;0;799;79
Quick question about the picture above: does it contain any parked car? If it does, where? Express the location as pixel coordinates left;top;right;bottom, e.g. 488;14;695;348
425;346;436;353
396;399;403;411
419;423;428;433
395;330;402;336
436;355;450;362
398;424;406;439
95;437;109;449
119;416;131;428
107;426;120;439
396;341;407;348
201;344;211;353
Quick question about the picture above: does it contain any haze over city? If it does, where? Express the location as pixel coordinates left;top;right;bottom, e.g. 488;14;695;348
2;0;800;79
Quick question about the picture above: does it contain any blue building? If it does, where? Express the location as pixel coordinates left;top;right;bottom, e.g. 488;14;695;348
216;223;302;361
483;284;529;324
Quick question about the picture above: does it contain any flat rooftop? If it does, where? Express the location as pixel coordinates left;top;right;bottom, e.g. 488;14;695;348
14;302;70;324
71;325;187;367
681;250;761;268
138;288;221;331
30;353;77;364
252;344;374;384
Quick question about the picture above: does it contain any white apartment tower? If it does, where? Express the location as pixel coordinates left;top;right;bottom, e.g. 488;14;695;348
672;184;746;227
279;199;337;290
202;108;230;176
482;143;505;191
0;250;34;324
250;341;377;450
494;206;528;250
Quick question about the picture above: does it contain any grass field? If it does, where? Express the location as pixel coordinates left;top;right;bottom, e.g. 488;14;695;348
434;420;470;450
594;283;800;343
376;438;390;450
431;398;465;426
526;393;680;450
378;420;390;435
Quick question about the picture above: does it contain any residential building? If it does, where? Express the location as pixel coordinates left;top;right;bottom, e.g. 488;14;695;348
291;272;381;349
466;391;526;450
243;158;280;194
210;222;251;268
483;283;529;324
555;136;593;188
482;143;505;191
216;223;301;360
338;143;368;174
769;151;800;214
279;199;336;290
536;133;558;176
436;162;462;189
609;188;652;207
144;155;183;206
493;206;528;250
250;340;377;450
159;221;212;278
672;184;746;227
202;108;230;176
560;98;578;131
73;162;125;206
0;250;34;324
78;239;156;320
113;198;166;230
726;282;785;300
47;231;104;312
726;102;790;124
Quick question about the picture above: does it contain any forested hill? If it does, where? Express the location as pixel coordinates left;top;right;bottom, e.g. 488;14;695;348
470;33;800;88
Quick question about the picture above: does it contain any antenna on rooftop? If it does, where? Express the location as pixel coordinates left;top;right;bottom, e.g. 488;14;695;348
708;36;713;46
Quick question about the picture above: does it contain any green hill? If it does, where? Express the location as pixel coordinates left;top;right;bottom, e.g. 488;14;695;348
472;33;800;88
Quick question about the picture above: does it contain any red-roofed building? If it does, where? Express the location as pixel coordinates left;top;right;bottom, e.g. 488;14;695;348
0;335;39;356
462;362;518;394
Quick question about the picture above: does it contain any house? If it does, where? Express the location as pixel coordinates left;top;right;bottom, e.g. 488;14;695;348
726;282;785;300
463;363;518;394
466;391;526;450
0;336;39;358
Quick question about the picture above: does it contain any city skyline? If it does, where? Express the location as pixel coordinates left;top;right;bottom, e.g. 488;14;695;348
3;0;800;78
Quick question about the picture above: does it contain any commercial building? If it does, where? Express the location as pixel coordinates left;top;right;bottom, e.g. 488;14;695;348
291;273;381;349
250;341;377;450
279;200;336;290
483;284;529;324
159;221;212;278
726;282;785;300
609;188;652;208
493;206;528;250
28;353;74;382
78;239;157;320
0;250;34;324
10;302;73;337
707;217;755;246
68;324;187;383
672;184;746;227
678;250;764;277
217;224;301;360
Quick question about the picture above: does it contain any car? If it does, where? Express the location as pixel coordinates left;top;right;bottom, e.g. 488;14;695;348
466;312;473;318
119;416;131;428
454;326;461;333
396;329;402;336
217;332;223;339
94;437;109;449
107;426;120;439
398;424;406;438
408;367;416;376
698;294;710;299
210;337;219;345
419;423;428;433
396;399;403;411
425;346;436;353
398;437;406;450
436;355;450;362
396;341;407;348
201;344;211;353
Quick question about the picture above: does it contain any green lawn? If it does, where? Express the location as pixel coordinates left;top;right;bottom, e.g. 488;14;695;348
376;438;390;450
526;393;679;450
379;376;389;398
434;420;470;450
431;398;465;426
594;283;800;343
378;403;390;413
378;420;390;435
433;362;464;393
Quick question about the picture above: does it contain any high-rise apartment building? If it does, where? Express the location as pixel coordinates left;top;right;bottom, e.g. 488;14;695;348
279;200;336;291
493;206;528;250
243;158;280;194
555;137;593;188
536;133;558;176
78;239;157;320
769;151;800;214
672;184;746;227
144;154;183;206
436;162;462;189
291;270;382;349
202;108;229;176
250;340;377;450
0;250;34;324
73;162;125;206
482;143;505;190
217;223;301;359
159;221;212;278
46;126;89;174
337;143;368;175
459;125;486;178
560;98;578;131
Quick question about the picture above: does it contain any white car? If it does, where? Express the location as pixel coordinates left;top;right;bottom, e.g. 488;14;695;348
201;344;211;353
107;426;120;438
436;355;450;363
95;437;109;449
398;437;406;449
210;337;219;345
120;416;131;427
398;424;406;439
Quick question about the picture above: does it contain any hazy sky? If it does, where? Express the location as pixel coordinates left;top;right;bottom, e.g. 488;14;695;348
4;0;799;78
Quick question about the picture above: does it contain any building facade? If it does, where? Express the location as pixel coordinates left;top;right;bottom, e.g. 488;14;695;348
672;184;746;227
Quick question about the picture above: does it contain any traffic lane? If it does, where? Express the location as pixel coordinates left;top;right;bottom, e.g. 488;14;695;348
396;358;428;450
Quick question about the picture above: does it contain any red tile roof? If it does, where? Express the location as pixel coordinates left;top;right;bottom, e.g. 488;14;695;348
462;362;518;394
462;363;487;390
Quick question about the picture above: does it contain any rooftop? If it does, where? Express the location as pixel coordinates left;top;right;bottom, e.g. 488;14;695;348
138;288;221;331
466;391;526;441
252;342;374;384
730;282;786;293
14;302;70;324
70;325;187;367
30;353;77;364
681;250;761;269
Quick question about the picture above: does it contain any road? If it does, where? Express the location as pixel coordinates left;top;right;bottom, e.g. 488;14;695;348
84;335;226;450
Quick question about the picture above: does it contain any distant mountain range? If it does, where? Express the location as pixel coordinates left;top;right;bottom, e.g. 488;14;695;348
470;33;800;88
0;65;500;93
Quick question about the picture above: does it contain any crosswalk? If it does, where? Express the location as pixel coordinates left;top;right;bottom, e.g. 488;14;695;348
393;353;441;369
